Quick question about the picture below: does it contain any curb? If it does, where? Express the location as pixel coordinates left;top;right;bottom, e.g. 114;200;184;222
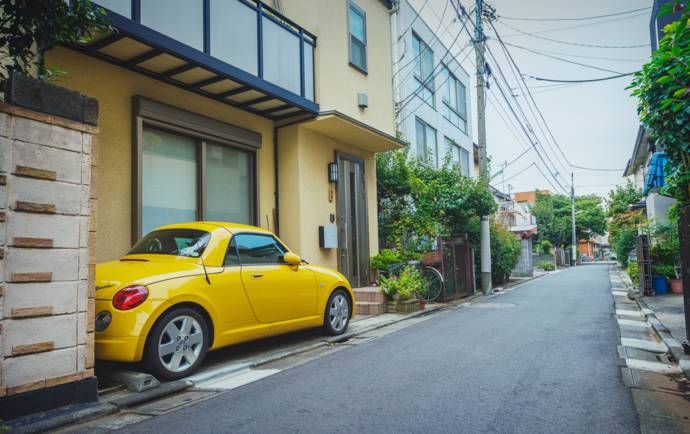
11;380;193;433
613;267;690;379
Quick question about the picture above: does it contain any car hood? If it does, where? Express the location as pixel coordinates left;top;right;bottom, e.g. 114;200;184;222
96;255;205;299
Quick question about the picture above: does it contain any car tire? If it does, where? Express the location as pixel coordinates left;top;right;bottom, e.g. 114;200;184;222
143;307;209;380
322;289;351;336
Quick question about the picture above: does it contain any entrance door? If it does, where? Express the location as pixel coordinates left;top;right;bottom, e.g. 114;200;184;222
337;154;369;288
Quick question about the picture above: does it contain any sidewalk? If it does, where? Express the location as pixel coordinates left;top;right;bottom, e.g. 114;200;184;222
641;294;687;348
610;267;690;434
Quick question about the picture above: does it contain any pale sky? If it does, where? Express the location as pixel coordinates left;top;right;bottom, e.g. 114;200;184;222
407;0;652;199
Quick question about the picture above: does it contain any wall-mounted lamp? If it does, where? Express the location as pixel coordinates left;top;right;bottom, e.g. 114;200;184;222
328;162;338;184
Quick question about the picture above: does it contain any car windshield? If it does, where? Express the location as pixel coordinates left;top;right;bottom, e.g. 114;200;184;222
128;229;211;257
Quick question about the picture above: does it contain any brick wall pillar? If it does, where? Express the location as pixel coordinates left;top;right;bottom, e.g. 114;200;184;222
0;74;99;419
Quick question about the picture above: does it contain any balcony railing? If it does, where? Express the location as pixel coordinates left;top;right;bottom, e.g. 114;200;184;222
77;0;317;119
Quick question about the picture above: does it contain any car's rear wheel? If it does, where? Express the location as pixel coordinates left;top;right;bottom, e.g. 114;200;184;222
144;307;209;380
323;289;351;335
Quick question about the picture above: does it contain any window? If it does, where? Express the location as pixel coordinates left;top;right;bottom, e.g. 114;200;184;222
348;1;367;72
129;229;210;257
415;118;437;166
445;137;470;177
134;97;260;241
141;127;254;235
234;234;287;265
440;65;467;133
412;33;434;107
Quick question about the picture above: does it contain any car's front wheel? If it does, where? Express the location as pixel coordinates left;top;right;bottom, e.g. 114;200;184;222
144;307;209;380
323;289;351;335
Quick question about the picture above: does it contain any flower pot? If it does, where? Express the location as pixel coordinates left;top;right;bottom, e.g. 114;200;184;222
652;275;669;295
669;278;684;294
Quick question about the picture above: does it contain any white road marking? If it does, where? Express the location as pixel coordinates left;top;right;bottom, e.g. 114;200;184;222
617;318;651;328
196;368;281;390
625;358;681;374
621;338;667;353
616;309;645;318
611;290;628;297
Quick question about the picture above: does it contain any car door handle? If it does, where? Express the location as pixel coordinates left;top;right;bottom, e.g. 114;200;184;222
251;274;264;279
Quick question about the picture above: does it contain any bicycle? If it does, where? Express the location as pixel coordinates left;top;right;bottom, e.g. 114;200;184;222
420;266;444;302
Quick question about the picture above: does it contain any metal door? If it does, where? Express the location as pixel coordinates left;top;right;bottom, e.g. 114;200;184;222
337;155;369;288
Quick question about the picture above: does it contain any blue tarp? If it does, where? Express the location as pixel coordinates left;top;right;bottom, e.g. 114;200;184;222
643;152;667;195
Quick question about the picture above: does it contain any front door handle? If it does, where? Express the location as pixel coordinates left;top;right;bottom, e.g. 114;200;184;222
251;273;264;279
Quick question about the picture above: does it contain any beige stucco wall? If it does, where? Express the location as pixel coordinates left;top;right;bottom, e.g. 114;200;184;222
282;0;395;136
46;47;277;263
278;125;378;271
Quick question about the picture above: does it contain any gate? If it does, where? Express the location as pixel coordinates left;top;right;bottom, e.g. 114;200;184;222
440;236;473;301
636;234;653;296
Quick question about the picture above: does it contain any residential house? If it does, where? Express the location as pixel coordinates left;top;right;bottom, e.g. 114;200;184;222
3;0;401;414
390;0;473;176
623;0;686;223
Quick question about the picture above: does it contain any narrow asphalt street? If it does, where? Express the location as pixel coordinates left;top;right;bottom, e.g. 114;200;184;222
120;264;639;433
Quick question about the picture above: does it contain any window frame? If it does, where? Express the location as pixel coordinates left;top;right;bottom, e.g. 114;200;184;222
440;64;467;134
231;232;290;266
412;31;435;109
132;96;260;244
415;117;438;167
347;0;368;74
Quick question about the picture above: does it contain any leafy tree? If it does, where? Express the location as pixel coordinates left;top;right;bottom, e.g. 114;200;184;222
0;0;110;82
629;2;690;203
376;148;496;252
532;191;607;247
489;222;520;285
606;181;644;266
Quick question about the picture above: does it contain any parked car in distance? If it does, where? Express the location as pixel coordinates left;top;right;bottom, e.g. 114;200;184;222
95;222;354;379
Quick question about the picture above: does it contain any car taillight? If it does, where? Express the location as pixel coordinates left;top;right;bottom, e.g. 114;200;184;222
112;285;148;310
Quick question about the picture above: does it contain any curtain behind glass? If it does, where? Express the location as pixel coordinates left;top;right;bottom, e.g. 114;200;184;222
142;128;197;235
205;143;253;224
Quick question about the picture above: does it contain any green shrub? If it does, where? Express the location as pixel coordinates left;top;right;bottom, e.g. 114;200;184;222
537;260;555;271
537;240;553;256
490;223;521;284
371;249;402;272
379;266;424;300
627;261;640;288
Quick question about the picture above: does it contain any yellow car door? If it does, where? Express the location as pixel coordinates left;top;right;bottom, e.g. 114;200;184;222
233;233;318;323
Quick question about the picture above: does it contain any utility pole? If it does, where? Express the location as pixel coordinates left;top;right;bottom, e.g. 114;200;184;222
474;0;491;295
571;172;577;266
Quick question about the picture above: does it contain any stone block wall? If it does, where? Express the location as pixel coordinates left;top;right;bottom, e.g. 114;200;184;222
512;238;534;278
0;103;98;400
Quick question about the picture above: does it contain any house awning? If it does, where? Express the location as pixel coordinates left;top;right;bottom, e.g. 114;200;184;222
643;152;667;195
300;111;405;153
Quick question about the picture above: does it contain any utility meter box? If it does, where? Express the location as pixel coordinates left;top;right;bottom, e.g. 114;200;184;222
319;224;338;249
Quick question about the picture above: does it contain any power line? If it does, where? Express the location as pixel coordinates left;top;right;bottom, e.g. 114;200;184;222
498;11;649;36
492;40;627;74
490;21;633;173
393;0;431;66
499;20;650;49
457;3;570;193
526;72;636;83
497;162;536;184
498;6;651;22
502;42;648;62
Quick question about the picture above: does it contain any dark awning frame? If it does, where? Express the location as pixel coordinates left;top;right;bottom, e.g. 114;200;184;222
68;1;319;121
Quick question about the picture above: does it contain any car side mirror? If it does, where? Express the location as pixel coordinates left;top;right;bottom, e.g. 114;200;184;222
283;252;302;266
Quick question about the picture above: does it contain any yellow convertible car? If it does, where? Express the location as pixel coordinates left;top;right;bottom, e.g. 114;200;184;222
95;222;354;379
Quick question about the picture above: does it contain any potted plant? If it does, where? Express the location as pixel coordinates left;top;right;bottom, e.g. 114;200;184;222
379;266;422;313
669;266;683;294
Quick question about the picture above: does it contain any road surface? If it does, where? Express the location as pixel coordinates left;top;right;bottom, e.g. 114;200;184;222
121;264;638;433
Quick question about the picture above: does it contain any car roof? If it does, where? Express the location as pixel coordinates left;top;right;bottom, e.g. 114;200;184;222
157;221;273;235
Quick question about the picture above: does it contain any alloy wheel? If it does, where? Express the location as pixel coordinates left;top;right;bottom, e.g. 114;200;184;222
158;315;204;373
328;294;349;332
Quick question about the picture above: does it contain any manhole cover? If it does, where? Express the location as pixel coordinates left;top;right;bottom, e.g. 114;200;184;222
467;302;517;308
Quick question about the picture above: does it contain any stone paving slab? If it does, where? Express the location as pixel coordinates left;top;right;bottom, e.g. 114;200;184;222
621;368;688;396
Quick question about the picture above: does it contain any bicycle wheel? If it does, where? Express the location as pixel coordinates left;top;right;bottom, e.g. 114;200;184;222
420;266;444;302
